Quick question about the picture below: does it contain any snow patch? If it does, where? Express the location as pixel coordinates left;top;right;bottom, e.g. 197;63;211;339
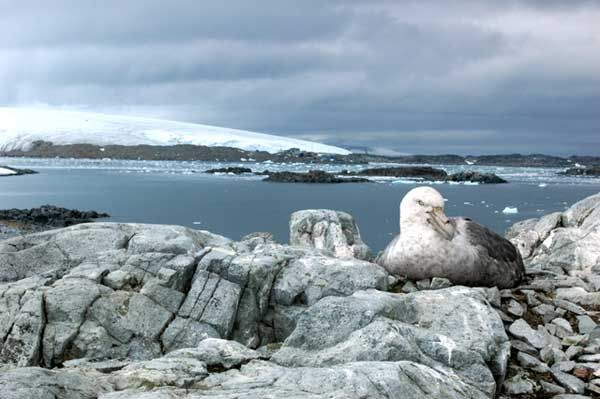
0;107;350;155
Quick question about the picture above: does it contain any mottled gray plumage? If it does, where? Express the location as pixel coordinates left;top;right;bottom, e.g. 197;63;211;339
377;187;524;288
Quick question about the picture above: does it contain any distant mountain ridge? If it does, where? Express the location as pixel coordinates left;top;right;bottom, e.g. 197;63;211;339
0;107;350;155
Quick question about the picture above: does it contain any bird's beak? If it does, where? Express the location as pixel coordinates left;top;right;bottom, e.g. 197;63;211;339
428;207;453;239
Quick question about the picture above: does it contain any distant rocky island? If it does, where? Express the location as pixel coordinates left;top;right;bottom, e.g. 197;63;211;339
206;166;508;184
1;140;599;168
560;167;600;176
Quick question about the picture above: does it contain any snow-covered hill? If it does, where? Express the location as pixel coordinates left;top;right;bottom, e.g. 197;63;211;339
0;108;350;155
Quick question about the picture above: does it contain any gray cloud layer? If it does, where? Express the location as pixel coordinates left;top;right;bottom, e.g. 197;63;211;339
1;0;599;155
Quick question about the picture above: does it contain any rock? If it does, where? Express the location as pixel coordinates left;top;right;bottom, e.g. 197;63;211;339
511;339;538;355
163;338;262;369
0;290;45;367
416;278;431;290
0;367;111;399
552;370;587;394
263;170;370;183
508;319;548;349
561;167;600;176
517;351;550;372
552;317;575;338
198;360;491;399
540;380;567;394
502;374;535;395
205;167;253;174
554;299;587;316
557;287;600;307
577;315;598;334
552;360;576;372
110;355;208;390
430;277;453;289
445;171;507;184
566;345;585;360
505;299;524;317
348;166;448;179
289;209;372;260
271;287;510;397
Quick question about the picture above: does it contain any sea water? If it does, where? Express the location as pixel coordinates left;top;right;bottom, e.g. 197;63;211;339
1;157;599;251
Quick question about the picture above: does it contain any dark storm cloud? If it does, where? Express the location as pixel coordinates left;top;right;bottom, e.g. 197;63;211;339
1;0;599;155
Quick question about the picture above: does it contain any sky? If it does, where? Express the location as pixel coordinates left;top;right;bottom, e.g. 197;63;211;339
1;0;599;155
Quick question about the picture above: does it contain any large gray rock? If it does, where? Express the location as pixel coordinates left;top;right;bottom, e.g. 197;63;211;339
509;193;600;276
271;287;509;397
0;222;389;367
0;367;111;399
289;209;372;260
193;359;490;399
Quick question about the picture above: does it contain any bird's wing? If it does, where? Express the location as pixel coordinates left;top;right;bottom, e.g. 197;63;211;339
454;217;525;287
459;218;520;262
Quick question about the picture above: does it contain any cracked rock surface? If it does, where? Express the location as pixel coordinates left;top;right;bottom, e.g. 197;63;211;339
2;197;599;398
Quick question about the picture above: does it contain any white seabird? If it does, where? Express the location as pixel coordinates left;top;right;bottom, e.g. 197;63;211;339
377;186;524;288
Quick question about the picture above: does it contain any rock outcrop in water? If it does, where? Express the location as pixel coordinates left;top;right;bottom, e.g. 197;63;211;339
0;165;37;177
262;170;370;183
1;193;600;398
560;167;600;177
0;205;110;240
445;171;508;184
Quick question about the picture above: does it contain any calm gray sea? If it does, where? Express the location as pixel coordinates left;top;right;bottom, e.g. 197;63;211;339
1;157;599;251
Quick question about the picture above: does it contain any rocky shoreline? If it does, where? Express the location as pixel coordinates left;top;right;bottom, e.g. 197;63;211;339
2;140;600;168
0;194;599;398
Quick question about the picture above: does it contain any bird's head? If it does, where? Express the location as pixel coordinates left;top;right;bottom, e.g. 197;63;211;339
400;186;454;238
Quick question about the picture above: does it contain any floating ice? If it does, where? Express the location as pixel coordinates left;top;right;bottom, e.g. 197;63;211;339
502;207;519;214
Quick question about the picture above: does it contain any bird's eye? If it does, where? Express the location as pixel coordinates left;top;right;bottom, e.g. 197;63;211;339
417;200;425;206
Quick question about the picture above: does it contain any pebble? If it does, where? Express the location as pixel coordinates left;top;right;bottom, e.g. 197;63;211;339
539;380;566;394
517;351;550;372
416;279;431;290
506;299;524;317
503;375;535;395
551;370;586;394
511;339;538;355
554;299;587;316
577;315;597;334
565;345;584;360
509;319;549;349
430;277;452;290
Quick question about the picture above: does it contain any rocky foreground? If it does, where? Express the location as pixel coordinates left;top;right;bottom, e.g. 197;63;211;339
0;196;599;398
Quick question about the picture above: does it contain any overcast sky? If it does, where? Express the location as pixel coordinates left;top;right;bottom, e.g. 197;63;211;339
1;0;599;155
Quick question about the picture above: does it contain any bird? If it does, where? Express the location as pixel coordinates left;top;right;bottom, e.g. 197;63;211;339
377;186;524;289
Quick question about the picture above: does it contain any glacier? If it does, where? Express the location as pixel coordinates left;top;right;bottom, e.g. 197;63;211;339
0;108;350;155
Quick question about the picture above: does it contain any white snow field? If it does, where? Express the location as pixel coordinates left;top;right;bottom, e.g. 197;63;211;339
0;108;350;155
